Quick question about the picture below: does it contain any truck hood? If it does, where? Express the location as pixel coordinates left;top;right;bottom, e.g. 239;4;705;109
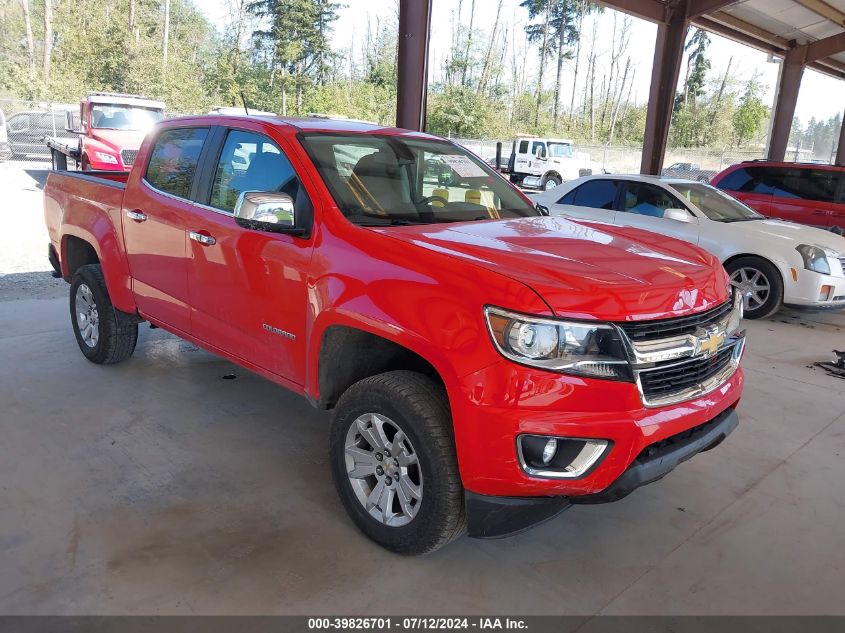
89;129;145;152
728;218;845;254
375;216;728;321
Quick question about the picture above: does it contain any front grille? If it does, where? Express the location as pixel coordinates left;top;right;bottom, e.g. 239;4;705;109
839;256;845;273
121;149;138;166
617;301;732;342
639;345;735;401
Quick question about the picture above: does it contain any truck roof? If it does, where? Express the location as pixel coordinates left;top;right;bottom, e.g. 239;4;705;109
86;93;166;110
163;113;440;138
517;137;574;144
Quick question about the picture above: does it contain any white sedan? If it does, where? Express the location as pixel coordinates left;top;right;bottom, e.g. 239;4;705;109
531;174;845;319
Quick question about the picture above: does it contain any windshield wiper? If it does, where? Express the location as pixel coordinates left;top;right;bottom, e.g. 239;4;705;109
346;214;430;227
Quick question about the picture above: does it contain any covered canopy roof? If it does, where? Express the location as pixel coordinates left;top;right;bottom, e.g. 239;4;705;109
597;0;845;80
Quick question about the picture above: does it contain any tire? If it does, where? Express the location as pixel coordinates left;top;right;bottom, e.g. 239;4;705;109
541;173;562;190
330;370;466;555
509;173;523;185
70;264;138;364
725;256;783;320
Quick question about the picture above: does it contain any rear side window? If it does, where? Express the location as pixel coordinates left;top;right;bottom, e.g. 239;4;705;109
795;169;838;203
562;180;620;209
518;140;529;153
145;127;209;199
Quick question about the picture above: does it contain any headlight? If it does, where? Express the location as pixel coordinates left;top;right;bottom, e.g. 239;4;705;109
796;244;831;275
484;307;631;379
94;151;118;165
726;288;744;335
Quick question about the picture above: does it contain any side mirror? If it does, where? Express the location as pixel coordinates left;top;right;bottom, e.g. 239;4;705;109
664;208;695;223
234;191;306;236
535;148;546;160
64;110;83;134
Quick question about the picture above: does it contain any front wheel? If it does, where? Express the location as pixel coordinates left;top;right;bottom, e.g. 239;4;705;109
329;371;466;555
70;264;139;364
726;256;783;319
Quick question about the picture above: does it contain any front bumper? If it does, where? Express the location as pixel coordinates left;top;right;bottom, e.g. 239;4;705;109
452;357;744;499
782;266;845;308
466;406;739;537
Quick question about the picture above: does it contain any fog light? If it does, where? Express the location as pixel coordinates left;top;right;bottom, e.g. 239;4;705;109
518;435;609;479
542;438;558;465
819;285;833;301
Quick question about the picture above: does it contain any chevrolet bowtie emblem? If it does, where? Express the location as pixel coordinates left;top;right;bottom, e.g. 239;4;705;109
697;330;725;356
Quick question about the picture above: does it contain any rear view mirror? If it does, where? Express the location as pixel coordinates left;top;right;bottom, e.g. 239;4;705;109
64;110;83;134
234;191;306;236
664;208;694;223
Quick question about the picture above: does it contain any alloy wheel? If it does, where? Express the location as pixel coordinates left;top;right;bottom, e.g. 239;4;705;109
75;283;100;348
730;267;770;311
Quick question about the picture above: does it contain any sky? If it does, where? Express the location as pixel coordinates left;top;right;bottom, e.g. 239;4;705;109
197;0;845;125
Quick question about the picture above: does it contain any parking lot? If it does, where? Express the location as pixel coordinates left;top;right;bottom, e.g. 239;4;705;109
2;163;844;615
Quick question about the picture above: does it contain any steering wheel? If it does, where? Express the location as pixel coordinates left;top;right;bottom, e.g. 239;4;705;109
421;195;449;207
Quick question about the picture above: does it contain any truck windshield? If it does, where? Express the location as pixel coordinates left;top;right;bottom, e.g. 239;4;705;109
548;142;573;158
90;105;164;131
671;183;765;222
300;133;539;225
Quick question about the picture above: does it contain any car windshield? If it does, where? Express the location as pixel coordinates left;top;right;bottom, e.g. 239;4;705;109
671;182;764;222
548;142;573;158
90;104;164;131
300;133;540;225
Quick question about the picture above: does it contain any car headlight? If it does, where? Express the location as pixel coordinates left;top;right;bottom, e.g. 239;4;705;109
796;244;831;275
726;288;744;335
94;151;118;165
484;307;631;379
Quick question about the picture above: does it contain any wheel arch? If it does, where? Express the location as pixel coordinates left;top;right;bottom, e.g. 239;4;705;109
722;252;786;287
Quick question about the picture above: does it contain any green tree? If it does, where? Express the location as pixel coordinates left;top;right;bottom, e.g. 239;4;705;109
732;75;768;147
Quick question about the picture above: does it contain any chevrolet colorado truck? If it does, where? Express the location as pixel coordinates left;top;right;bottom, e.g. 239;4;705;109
44;115;746;554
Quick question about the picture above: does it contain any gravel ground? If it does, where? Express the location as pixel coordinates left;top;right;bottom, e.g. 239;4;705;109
0;164;67;302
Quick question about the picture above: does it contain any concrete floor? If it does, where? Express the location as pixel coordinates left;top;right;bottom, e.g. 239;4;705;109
2;165;845;614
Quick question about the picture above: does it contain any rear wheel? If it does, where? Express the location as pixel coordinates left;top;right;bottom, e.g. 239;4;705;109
541;173;562;190
330;371;465;555
726;256;783;319
70;264;138;364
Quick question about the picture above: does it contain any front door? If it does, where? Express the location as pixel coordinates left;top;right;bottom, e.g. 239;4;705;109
615;181;701;245
122;126;210;332
184;126;316;385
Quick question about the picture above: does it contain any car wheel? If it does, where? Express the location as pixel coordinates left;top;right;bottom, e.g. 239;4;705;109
70;264;139;364
726;256;783;319
330;370;466;555
541;174;562;190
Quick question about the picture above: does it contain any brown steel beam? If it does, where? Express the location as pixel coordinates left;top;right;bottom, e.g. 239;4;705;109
685;0;741;19
768;46;806;161
593;0;668;24
805;31;845;63
836;110;845;166
396;0;432;131
793;0;845;27
641;3;689;174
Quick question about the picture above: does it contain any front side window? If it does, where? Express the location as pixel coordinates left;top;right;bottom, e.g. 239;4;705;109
622;183;682;218
300;133;538;226
563;180;619;209
548;142;573;158
145;127;208;200
531;141;546;158
671;183;763;222
91;104;163;132
209;129;306;214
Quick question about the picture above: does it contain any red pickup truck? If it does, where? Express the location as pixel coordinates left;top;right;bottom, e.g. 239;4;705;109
44;115;746;554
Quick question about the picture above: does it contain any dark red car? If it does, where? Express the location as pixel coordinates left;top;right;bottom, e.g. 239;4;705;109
711;160;845;231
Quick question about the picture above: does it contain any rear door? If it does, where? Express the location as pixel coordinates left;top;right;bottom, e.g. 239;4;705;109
614;181;701;244
766;166;834;228
122;125;210;332
182;124;316;384
833;170;845;230
513;139;531;175
553;178;620;223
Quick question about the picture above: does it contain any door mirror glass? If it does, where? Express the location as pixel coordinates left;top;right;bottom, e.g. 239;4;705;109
664;208;694;223
234;191;303;234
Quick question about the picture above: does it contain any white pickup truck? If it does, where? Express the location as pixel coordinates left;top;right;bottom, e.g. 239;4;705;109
507;137;599;190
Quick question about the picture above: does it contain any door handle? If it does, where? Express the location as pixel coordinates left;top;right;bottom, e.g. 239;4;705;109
126;209;147;222
189;231;216;246
812;209;828;216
